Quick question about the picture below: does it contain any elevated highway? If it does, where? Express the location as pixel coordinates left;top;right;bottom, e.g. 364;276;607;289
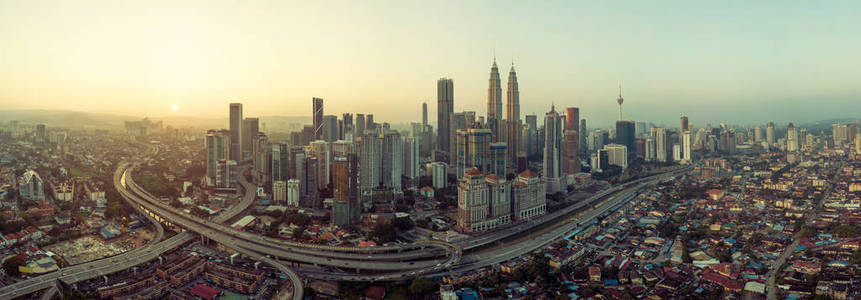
117;162;460;280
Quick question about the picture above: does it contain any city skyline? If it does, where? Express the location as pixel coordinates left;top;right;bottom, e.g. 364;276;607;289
2;1;860;127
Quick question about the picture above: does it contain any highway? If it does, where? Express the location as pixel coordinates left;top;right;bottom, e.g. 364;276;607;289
0;164;260;300
458;167;691;251
0;233;194;299
436;168;689;276
117;161;460;283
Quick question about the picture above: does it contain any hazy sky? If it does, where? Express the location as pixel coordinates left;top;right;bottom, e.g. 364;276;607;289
1;0;860;127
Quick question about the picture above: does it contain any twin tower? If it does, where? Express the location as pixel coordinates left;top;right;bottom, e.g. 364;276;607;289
487;57;520;165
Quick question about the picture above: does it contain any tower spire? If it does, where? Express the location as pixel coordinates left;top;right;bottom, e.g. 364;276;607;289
616;83;624;121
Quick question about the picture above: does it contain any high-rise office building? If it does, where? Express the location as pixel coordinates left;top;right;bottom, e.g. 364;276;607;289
580;119;588;154
422;102;428;127
588;129;606;153
382;131;404;191
832;123;848;146
310;140;331;189
430;162;447;189
359;135;382;191
505;63;521;168
404;136;419;179
215;159;238;189
543;106;563;193
487;59;503;142
644;138;656;161
271;144;284;183
615;120;636;152
786;123;798;152
341;113;353;141
437;78;454;153
365;114;375;131
35;124;46;143
604;144;628;169
287;179;300;207
653;127;669;162
355;114;366;137
322;115;338;142
488;142;507;179
229;103;243;161
562;129;580;175
312;98;324;140
766;122;775;145
682;131;692;164
856;132;861;152
332;154;359;226
680;116;689;132
456;128;492;179
524;115;538;159
565;108;579;131
754;126;763;143
303;156;319;208
206;129;231;186
241;118;259;161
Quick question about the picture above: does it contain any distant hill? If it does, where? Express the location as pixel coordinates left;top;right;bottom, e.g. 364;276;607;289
0;110;131;129
0;109;312;131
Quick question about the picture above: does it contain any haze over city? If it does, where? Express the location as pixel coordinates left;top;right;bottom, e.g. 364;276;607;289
2;1;861;126
2;2;861;300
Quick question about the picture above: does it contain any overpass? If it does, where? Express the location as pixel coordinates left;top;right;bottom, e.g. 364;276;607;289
117;162;460;280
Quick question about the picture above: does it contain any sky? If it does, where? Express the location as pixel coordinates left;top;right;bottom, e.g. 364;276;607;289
1;0;860;128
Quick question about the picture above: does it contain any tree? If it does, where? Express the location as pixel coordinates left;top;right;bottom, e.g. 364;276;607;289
408;277;435;295
3;256;26;277
370;222;397;244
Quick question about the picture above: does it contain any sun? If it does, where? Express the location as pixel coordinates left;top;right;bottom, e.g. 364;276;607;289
171;104;178;112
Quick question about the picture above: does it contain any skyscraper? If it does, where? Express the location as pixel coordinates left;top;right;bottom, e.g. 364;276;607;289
359;135;382;191
241;117;259;161
653;127;669;162
332;153;359;226
355;114;366;137
456;128;492;179
437;78;454;153
404;136;419;179
381;131;404;191
488;142;508;179
487;58;503;142
562;107;580;176
312;97;324;140
604;144;628;169
565;108;579;132
682;131;692;164
525;114;538;159
754;126;763;143
422;102;428;127
786;123;798;152
206;129;231;186
341;113;353;141
229;103;243;161
615;120;636;152
322;115;338;142
543;105;563;193
505;63;521;169
766;122;775;145
562;129;580;175
580;119;588;155
680;116;689;132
